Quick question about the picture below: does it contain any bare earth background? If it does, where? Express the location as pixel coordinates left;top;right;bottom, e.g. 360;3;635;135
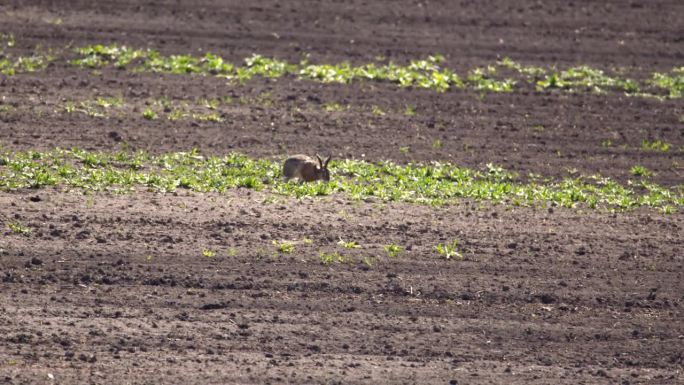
0;1;682;384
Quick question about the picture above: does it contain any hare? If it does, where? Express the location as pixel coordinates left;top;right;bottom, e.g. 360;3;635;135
283;154;331;182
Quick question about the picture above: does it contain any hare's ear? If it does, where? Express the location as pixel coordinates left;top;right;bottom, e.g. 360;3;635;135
315;154;323;167
324;156;331;168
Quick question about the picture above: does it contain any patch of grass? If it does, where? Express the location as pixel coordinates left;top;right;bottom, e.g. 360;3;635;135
435;239;462;260
63;101;77;114
0;148;682;212
383;244;402;258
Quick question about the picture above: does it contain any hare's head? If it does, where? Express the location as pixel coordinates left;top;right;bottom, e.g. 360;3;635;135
316;154;331;181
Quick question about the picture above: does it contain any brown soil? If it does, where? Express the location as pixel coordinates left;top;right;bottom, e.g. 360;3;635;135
1;1;683;384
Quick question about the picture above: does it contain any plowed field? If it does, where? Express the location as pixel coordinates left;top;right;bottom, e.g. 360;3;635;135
1;1;682;384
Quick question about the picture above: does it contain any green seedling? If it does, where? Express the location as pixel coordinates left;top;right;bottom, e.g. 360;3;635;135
641;139;671;152
95;96;124;109
8;222;31;235
254;247;267;261
142;108;157;120
273;240;294;254
254;92;273;107
362;256;374;268
323;102;345;112
192;112;223;122
383;244;402;258
319;251;344;265
435;239;462;260
167;109;186;121
202;249;216;257
467;67;515;93
650;68;684;98
200;98;220;110
338;239;360;249
630;165;651;178
63;102;77;114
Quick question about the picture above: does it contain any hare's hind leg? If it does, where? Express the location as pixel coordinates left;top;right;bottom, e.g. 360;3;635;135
282;169;301;183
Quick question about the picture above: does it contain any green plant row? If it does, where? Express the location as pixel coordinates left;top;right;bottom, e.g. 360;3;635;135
65;44;683;98
71;45;469;92
498;58;683;99
1;149;681;212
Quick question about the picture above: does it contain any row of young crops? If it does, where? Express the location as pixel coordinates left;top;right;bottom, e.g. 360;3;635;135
1;149;681;212
1;38;682;98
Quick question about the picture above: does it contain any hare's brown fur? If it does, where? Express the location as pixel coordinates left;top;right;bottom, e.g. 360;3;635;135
283;154;330;182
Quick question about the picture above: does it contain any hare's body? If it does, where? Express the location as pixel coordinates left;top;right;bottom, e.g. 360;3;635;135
283;154;331;182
